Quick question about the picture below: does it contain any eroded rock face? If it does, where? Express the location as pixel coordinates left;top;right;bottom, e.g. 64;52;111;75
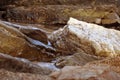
49;18;120;57
0;21;54;61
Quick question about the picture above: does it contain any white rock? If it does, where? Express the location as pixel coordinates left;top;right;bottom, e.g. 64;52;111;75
49;18;120;57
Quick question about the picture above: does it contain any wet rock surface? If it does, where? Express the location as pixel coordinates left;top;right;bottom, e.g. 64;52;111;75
0;21;55;61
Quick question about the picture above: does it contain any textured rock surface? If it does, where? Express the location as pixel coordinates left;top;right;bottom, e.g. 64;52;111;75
0;0;120;25
49;18;120;57
0;21;54;61
50;65;120;80
92;56;120;74
3;21;48;44
0;0;119;6
0;5;119;25
0;53;57;75
50;56;120;80
0;69;52;80
55;52;102;68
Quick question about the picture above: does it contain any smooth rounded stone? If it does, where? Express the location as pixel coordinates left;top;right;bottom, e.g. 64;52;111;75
50;64;120;80
0;69;52;80
1;5;119;25
0;21;54;61
49;18;120;57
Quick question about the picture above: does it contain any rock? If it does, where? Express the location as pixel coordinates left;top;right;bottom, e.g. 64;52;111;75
50;64;120;80
0;53;58;75
55;52;102;68
50;56;120;80
0;69;52;80
3;21;48;44
0;0;119;7
0;0;120;25
49;18;120;57
91;56;120;74
2;21;56;51
1;5;119;25
0;20;54;61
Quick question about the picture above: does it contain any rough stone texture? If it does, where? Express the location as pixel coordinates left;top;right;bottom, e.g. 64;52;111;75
55;52;102;68
3;21;48;44
91;56;120;74
1;5;119;25
0;53;58;75
50;56;120;80
0;0;120;25
0;0;119;6
49;18;120;57
50;64;120;80
0;69;52;80
0;21;54;61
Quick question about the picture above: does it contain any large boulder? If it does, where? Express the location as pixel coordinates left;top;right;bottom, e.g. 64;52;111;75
0;21;54;61
49;18;120;57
